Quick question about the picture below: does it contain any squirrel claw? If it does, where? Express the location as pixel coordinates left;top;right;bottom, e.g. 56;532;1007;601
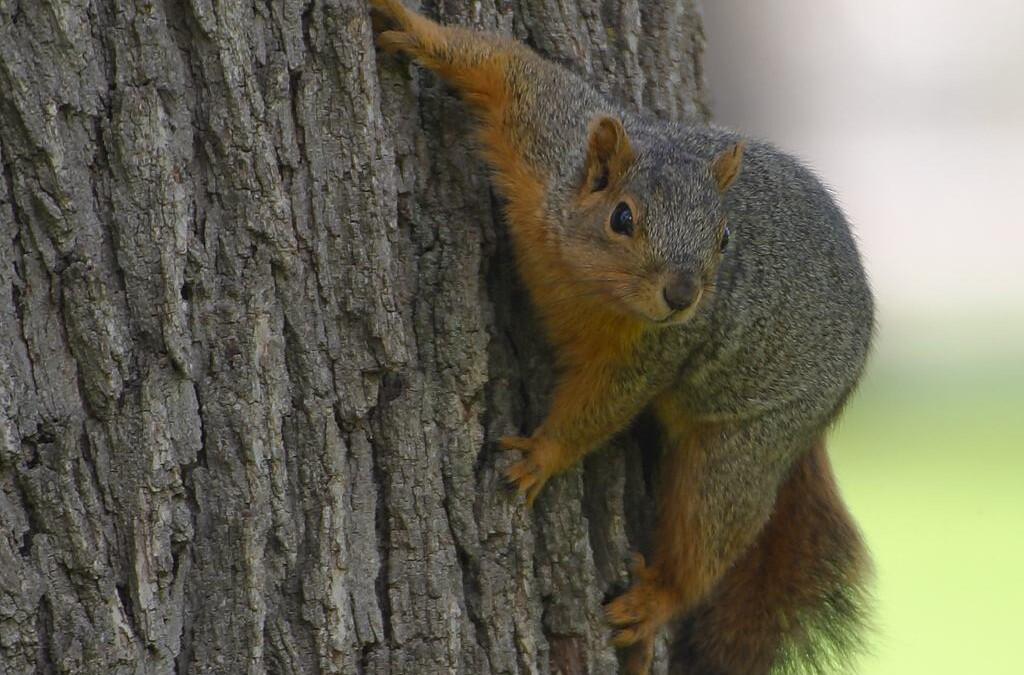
604;569;677;650
501;435;560;506
369;1;424;57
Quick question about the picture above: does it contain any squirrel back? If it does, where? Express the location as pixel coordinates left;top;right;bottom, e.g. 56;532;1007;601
655;125;874;421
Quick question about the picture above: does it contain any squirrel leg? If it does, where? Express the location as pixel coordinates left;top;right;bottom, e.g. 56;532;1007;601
503;359;660;506
370;0;454;63
370;0;561;214
671;440;872;674
605;411;801;661
370;1;526;122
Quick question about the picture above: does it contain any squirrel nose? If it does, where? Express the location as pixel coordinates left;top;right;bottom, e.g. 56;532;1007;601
663;274;699;311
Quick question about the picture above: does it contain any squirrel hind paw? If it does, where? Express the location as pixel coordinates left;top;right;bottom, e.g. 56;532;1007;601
604;580;677;648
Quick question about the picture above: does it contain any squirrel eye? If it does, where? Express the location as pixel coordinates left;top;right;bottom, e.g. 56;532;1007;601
610;202;634;236
720;225;731;252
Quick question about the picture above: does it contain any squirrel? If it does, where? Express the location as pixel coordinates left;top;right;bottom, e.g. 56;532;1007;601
370;2;874;674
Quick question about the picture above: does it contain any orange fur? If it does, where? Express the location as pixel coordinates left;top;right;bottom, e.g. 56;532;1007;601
650;422;718;609
466;67;646;367
606;399;781;666
501;349;645;504
646;396;718;602
710;141;745;193
605;406;716;660
583;116;635;193
673;440;870;673
373;0;643;367
374;8;870;672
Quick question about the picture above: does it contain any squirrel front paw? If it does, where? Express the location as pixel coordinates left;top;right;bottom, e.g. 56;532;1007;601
604;555;679;652
501;434;566;506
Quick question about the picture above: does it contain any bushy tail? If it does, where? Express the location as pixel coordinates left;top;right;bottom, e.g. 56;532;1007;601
671;441;873;674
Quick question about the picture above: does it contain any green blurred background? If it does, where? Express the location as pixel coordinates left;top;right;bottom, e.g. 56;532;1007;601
831;316;1024;674
703;2;1024;672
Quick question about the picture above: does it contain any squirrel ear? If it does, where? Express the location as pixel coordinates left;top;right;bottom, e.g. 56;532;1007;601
711;141;745;192
584;116;635;192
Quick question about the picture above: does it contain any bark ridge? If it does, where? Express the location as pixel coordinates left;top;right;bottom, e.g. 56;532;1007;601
0;1;707;672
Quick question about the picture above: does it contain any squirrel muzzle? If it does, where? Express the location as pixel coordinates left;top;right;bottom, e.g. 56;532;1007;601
663;273;701;312
647;270;704;325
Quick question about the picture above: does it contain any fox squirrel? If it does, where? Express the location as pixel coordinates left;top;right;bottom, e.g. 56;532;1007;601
371;2;874;673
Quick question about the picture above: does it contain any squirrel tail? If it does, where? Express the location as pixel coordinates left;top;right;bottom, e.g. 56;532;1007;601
671;440;873;674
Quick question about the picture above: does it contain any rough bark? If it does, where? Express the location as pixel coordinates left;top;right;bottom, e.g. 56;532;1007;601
0;1;708;673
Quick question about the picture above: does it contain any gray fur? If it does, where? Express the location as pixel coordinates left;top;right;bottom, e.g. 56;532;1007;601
392;13;874;670
509;50;874;446
501;39;874;674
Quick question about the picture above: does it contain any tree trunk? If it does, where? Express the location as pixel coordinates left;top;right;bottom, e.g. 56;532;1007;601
0;1;708;672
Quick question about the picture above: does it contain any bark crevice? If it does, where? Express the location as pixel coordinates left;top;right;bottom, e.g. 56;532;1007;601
0;1;708;672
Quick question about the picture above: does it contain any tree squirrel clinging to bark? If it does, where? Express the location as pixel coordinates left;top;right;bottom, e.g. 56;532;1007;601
371;2;874;673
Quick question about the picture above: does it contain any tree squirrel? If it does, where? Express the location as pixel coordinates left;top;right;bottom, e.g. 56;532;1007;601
371;2;874;673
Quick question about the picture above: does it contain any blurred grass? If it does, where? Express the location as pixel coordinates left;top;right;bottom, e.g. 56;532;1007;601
830;315;1024;674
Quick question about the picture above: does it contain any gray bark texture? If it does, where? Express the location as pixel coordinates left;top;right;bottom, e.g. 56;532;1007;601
0;1;708;673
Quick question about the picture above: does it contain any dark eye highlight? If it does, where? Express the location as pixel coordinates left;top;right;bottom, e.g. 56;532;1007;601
610;202;634;236
720;225;731;252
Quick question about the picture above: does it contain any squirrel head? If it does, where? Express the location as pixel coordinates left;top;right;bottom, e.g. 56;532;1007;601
563;116;744;325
